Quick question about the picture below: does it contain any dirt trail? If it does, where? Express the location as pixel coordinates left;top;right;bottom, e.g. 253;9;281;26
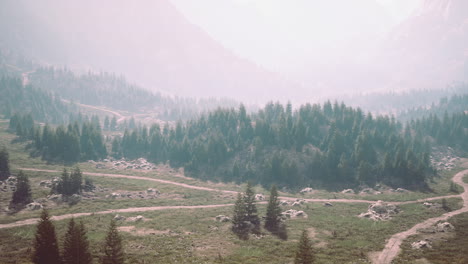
0;204;235;230
19;168;381;204
61;99;126;122
374;169;468;264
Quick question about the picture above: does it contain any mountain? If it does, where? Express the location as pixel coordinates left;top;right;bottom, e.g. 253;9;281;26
0;0;295;102
375;0;468;91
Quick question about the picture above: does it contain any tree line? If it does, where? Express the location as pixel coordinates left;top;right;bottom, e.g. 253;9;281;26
32;210;124;264
111;101;436;190
10;113;107;163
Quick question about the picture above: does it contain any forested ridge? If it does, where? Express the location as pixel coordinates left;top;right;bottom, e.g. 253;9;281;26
9;98;467;190
29;66;241;120
0;76;72;123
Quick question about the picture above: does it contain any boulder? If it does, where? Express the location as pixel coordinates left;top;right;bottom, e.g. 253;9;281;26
292;201;301;207
95;164;106;169
68;194;82;204
48;194;63;201
111;192;120;198
280;200;289;206
359;188;374;194
255;194;265;201
396;188;408;193
147;188;160;195
359;200;399;221
215;215;231;222
436;222;454;232
341;189;354;194
300;187;313;194
127;215;144;222
26;202;43;211
411;240;432;249
114;214;126;221
323;202;333;207
281;209;308;219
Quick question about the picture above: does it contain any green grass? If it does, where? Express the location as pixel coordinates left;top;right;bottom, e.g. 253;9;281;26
394;212;468;264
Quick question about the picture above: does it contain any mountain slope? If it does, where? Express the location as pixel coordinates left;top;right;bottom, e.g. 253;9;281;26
0;0;295;102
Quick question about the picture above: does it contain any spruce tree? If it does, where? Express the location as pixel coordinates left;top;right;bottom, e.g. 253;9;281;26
231;192;249;240
102;219;124;264
244;182;260;234
0;147;10;181
63;218;92;264
265;185;282;234
294;230;314;264
10;171;32;208
32;210;62;264
70;167;83;195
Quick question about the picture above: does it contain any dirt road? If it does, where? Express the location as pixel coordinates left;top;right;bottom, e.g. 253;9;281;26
19;168;382;204
60;99;126;123
0;204;235;230
374;169;468;264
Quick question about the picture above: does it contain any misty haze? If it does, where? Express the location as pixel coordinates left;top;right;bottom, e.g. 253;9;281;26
0;0;467;263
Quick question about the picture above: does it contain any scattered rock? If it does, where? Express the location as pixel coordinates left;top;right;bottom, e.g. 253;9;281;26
26;202;43;211
215;215;231;222
146;188;160;194
300;187;313;194
359;200;399;221
114;214;126;221
127;215;144;222
436;222;454;232
281;209;308;219
95;164;106;169
292;201;301;207
323;202;333;207
411;240;432;249
359;188;374;195
255;194;265;201
68;194;82;204
395;188;408;193
280;200;289;206
341;189;354;194
48;194;63;202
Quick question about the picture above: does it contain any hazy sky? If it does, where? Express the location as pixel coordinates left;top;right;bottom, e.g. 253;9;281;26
170;0;423;73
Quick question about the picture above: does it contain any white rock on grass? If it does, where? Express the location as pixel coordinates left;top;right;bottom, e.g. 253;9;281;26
411;240;432;249
341;189;354;194
255;194;265;201
26;202;43;211
436;222;454;232
299;187;313;194
215;215;231;222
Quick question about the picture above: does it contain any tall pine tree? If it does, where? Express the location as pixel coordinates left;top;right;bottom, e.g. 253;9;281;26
294;230;314;264
102;219;124;264
32;210;62;264
231;192;249;240
10;171;32;208
264;185;282;234
62;218;92;264
244;182;260;234
0;147;10;181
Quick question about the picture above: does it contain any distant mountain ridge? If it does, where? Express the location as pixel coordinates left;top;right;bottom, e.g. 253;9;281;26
377;0;468;91
0;0;296;102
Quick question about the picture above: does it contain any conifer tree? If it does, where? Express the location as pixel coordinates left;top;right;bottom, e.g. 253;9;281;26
102;219;124;264
70;167;83;195
63;218;92;264
0;147;10;181
244;182;260;234
265;185;282;234
294;230;314;264
231;192;249;240
32;210;62;264
10;171;32;208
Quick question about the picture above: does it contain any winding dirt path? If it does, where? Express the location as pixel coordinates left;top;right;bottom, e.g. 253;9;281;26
374;169;468;264
60;99;127;123
0;204;235;230
18;168;381;204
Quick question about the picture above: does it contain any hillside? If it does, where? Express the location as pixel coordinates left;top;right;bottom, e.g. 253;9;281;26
0;0;295;102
